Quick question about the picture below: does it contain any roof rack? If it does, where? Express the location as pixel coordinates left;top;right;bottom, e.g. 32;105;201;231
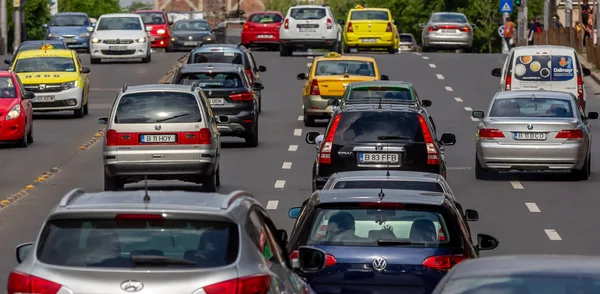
221;190;254;209
59;188;86;207
122;83;128;92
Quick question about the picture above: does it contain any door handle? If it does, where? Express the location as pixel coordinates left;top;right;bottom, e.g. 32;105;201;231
152;154;163;159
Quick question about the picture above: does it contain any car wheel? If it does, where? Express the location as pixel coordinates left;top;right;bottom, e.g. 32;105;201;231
104;173;123;191
83;99;89;115
258;93;262;113
166;42;173;52
245;119;259;147
17;127;28;148
90;57;101;64
74;101;85;118
216;166;221;187
475;155;492;180
311;162;317;192
202;171;218;192
387;47;396;54
303;109;316;127
279;44;291;56
573;155;590;180
26;122;33;144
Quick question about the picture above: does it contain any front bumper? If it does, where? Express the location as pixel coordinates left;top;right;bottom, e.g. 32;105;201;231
477;141;588;170
345;33;396;48
28;87;83;111
0;117;25;141
90;42;149;59
303;94;336;118
280;38;337;49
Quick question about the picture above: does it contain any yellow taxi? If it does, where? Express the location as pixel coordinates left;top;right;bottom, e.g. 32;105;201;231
10;44;91;118
342;5;399;54
296;52;389;126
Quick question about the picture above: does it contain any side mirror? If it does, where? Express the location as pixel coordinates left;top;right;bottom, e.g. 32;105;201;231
92;23;96;27
421;100;432;107
418;23;425;28
582;68;592;77
86;26;94;32
22;91;35;99
80;67;91;74
4;58;10;65
297;73;307;80
16;242;33;263
328;99;339;106
465;209;479;221
168;21;173;25
42;23;48;29
305;131;320;144
288;207;301;218
297;246;327;272
476;234;499;251
97;117;108;124
253;82;264;90
588;112;599;119
491;68;502;77
440;133;456;146
472;111;484;119
471;23;477;29
380;74;389;80
276;229;288;246
258;65;266;72
145;26;152;32
315;135;324;146
337;19;345;25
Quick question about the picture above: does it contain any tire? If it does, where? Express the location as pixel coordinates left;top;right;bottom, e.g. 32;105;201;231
475;155;492;180
74;100;85;118
343;43;350;54
279;44;291;56
17;128;28;148
245;119;259;147
26;122;33;144
387;47;396;54
303;109;316;127
166;42;173;52
216;166;221;187
311;162;317;192
202;170;217;192
90;57;101;64
258;93;262;113
142;53;150;63
104;173;123;191
83;99;89;115
573;155;591;180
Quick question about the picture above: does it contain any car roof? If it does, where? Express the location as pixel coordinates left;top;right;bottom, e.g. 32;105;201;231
330;171;444;182
54;12;88;16
494;90;574;100
100;13;142;18
314;54;375;62
313;189;447;206
348;81;413;88
399;33;415;36
249;10;282;15
290;4;328;9
180;63;244;73
511;45;576;54
16;49;73;58
350;7;390;12
339;103;423;113
134;10;163;13
121;84;198;94
432;12;466;15
21;40;65;45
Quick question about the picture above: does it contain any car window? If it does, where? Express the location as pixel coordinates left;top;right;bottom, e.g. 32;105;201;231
350;10;389;21
36;218;239;268
246;51;257;71
114;91;202;124
431;14;467;23
137;12;165;24
346;86;413;102
247;210;285;265
333;111;425;144
0;77;17;98
50;14;89;26
191;51;244;65
489;98;574;118
97;17;142;31
290;8;326;20
14;57;75;73
333;180;444;192
173;21;210;31
14;75;25;96
400;35;413;42
18;42;67;51
441;276;600;294
178;72;243;88
196;90;213;122
316;60;375;77
249;13;282;23
513;54;575;81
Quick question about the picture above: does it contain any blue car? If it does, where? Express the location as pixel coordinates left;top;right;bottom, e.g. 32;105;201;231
42;12;94;52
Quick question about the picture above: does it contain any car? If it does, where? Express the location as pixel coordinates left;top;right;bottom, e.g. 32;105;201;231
3;40;67;67
279;4;343;56
398;33;418;52
341;5;399;54
420;12;473;52
42;12;94;53
305;103;455;191
97;83;221;191
7;188;314;294
241;11;283;50
491;45;591;109
0;71;34;147
473;90;598;180
334;81;432;109
432;255;600;293
89;13;151;64
188;44;266;112
135;10;173;51
170;19;214;51
286;189;499;294
10;47;91;118
296;52;389;126
172;63;261;147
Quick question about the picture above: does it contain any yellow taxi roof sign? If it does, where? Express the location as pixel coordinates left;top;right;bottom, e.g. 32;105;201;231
325;52;341;58
355;5;364;9
40;44;54;50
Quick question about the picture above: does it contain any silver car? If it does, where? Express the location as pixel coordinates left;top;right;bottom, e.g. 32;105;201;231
97;83;221;191
420;12;473;52
9;189;316;294
398;33;418;52
473;91;599;180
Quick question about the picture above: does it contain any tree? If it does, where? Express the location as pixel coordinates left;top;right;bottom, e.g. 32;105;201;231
58;0;120;19
5;0;51;51
124;1;152;12
460;0;500;53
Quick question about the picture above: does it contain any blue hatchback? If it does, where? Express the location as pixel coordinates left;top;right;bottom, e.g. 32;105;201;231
43;12;94;52
287;189;499;294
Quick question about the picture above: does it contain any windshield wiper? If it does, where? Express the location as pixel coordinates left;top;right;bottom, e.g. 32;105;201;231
131;255;197;266
377;239;427;246
156;113;189;122
377;136;411;140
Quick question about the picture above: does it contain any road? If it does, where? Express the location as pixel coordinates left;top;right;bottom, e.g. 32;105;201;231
0;50;599;286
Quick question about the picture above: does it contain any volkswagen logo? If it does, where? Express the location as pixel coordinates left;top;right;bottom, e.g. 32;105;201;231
375;144;383;151
155;124;161;131
39;84;46;90
527;124;533;130
116;38;121;44
372;256;387;271
120;280;143;292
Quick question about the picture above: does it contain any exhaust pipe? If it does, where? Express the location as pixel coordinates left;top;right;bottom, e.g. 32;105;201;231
216;116;230;123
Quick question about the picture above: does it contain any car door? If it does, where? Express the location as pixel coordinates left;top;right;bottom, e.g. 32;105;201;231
75;54;89;103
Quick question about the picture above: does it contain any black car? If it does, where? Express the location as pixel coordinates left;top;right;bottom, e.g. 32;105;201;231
286;189;498;294
305;103;456;191
170;19;215;51
172;63;262;147
188;44;266;112
4;40;67;67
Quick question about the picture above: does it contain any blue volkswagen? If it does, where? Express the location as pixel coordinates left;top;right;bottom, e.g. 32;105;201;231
43;12;94;52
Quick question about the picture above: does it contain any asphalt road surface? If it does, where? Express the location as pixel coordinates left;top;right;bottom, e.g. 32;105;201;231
0;50;598;287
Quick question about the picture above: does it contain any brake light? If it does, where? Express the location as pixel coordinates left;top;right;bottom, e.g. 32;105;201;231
459;26;469;32
199;128;212;144
290;250;337;267
577;74;584;100
7;271;62;294
422;255;467;271
428;26;439;32
418;115;438;165
204;274;271;294
556;129;584;139
106;129;118;146
319;114;341;164
478;128;505;139
327;18;332;30
229;90;254;101
505;75;511;90
310;79;320;95
115;214;164;220
284;18;289;29
386;22;392;32
438;228;446;241
347;22;353;32
245;69;253;84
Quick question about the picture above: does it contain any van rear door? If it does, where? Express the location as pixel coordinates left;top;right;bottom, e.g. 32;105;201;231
510;49;577;96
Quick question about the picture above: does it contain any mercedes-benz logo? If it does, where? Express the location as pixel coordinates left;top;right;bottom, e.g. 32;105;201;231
375;144;383;151
116;38;121;44
527;124;533;130
39;84;46;90
155;124;161;130
120;280;143;292
372;256;387;271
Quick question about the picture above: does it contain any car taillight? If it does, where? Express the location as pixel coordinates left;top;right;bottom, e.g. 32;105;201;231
310;79;320;96
244;24;249;29
478;128;505;139
386;22;392;32
230;90;254;101
284;18;289;29
505;75;511;90
422;255;467;271
106;129;118;146
347;22;353;32
438;227;446;241
556;129;584;139
418;115;438;165
290;250;337;267
327;18;332;29
319;114;341;164
577;74;584;100
199;128;212;144
245;69;253;84
7;271;62;294
428;26;439;32
204;274;271;294
459;26;469;32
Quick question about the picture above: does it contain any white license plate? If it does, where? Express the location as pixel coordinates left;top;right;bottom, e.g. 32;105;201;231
141;134;176;143
33;96;54;102
514;132;547;140
299;28;317;32
359;153;399;164
441;29;456;33
257;35;273;38
209;98;224;105
63;39;77;43
184;41;198;46
109;46;128;51
361;38;377;43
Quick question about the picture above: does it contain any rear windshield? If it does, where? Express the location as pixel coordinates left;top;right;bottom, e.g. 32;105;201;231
489;98;574;118
400;35;413;42
431;14;467;23
513;54;575;81
115;92;202;124
19;42;67;51
191;51;244;65
249;13;282;23
290;8;326;20
441;276;600;294
333;180;444;192
350;10;390;21
316;60;375;77
36;219;239;268
138;12;165;24
307;205;452;247
178;72;243;88
334;112;425;144
346;86;413;102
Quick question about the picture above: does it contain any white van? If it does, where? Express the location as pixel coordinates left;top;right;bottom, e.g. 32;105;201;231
491;45;591;109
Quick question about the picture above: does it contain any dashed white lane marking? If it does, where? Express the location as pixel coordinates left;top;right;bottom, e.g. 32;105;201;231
294;129;303;136
422;56;430;60
526;202;541;212
298;115;304;121
471;117;479;122
274;180;286;189
307;63;312;67
510;181;524;189
282;162;292;169
464;107;472;111
544;229;562;240
436;74;444;80
429;63;436;68
415;52;422;56
266;200;279;210
454;97;463;102
445;86;453;92
288;145;298;151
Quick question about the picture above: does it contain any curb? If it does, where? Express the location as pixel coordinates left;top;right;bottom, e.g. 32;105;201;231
578;53;600;85
78;128;106;151
0;167;61;208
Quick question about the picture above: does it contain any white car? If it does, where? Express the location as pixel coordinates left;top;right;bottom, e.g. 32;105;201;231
279;4;342;56
89;13;151;64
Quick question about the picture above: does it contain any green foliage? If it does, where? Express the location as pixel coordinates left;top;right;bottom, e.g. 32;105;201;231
123;1;153;12
5;0;51;50
58;0;120;19
459;0;500;53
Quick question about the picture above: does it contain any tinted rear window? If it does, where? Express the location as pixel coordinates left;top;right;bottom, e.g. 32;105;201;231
441;276;600;294
400;35;413;42
249;13;282;23
138;12;165;24
316;60;375;77
178;72;243;88
36;219;239;268
346;86;413;102
191;51;244;65
431;14;467;23
333;180;444;192
115;92;202;124
350;10;389;21
489;98;574;118
290;8;326;20
334;112;425;144
513;54;575;81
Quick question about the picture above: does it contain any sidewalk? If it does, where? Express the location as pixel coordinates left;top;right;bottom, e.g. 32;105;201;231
579;49;600;85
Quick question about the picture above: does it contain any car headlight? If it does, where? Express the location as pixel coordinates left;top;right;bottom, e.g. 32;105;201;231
5;104;20;120
171;37;176;41
136;37;147;43
48;33;58;38
157;29;165;34
204;36;212;41
62;81;78;90
91;37;100;43
80;32;90;37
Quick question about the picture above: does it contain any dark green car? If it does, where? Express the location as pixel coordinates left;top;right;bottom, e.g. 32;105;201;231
331;81;432;107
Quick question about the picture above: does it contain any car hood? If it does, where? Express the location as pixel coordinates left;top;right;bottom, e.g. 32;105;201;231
16;72;80;84
171;30;212;38
48;26;90;35
0;98;18;113
92;30;146;40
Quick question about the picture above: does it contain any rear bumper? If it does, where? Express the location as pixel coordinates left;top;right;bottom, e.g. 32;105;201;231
424;34;472;48
477;141;588;170
280;39;337;49
303;94;336;118
0;118;26;141
345;33;396;47
213;109;256;137
242;32;280;45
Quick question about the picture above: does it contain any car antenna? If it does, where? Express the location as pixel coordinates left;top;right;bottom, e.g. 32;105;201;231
143;175;151;203
385;141;390;178
378;188;385;200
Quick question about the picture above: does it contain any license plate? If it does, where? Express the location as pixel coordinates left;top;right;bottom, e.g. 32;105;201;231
361;38;377;43
299;28;317;32
184;41;198;46
109;46;128;51
257;35;273;38
141;134;176;143
63;38;77;43
514;132;547;140
33;96;54;102
209;98;224;105
441;29;456;33
359;153;399;164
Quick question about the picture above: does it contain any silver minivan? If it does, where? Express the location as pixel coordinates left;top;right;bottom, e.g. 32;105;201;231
98;83;221;191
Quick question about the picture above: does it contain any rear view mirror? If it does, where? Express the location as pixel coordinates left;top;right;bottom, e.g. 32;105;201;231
471;23;477;29
87;26;94;32
297;246;327;272
380;74;389;80
328;99;339;106
16;242;33;263
440;133;456;146
22;91;35;99
258;65;266;72
315;135;324;146
91;23;96;27
97;117;108;125
418;23;425;28
588;112;599;119
80;67;91;74
491;68;502;77
476;234;499;251
4;58;10;65
253;82;264;90
289;207;301;218
168;21;174;25
582;68;591;77
297;73;307;80
472;111;484;119
145;26;152;32
305;132;320;144
421;100;432;107
465;209;479;221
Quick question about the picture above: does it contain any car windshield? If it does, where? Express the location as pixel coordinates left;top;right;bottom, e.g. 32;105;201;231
0;77;17;98
14;57;75;73
173;21;210;31
249;13;282;23
489;98;574;118
190;51;243;64
334;112;425;144
346;86;413;102
441;276;600;294
333;180;444;192
50;15;89;26
350;10;389;20
36;218;239;269
316;60;375;77
115;92;202;124
138;12;165;24
290;8;326;20
18;42;66;52
97;17;142;31
400;35;413;42
178;72;242;88
431;14;467;23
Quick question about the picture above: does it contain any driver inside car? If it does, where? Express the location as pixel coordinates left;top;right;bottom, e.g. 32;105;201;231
324;212;364;242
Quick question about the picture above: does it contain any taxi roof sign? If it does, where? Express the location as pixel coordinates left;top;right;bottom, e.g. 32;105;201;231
40;44;54;50
355;5;364;9
325;52;341;58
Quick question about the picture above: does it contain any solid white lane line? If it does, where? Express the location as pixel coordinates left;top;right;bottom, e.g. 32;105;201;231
429;63;436;68
298;115;304;121
288;145;298;151
436;74;445;80
274;180;286;189
294;129;303;136
510;181;524;189
445;86;453;92
423;56;430;60
464;107;472;111
282;162;292;169
545;229;562;240
471;117;479;122
266;200;279;210
526;202;541;212
454;97;463;102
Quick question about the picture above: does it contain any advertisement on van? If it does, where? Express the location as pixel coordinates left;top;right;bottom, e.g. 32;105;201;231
513;55;574;82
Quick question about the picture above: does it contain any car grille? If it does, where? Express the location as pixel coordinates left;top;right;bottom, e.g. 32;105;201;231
178;36;204;41
101;50;137;55
32;100;70;108
61;35;77;38
24;83;63;93
103;39;134;44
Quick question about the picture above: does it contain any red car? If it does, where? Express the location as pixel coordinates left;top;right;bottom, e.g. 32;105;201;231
241;11;283;49
135;10;173;51
0;71;34;147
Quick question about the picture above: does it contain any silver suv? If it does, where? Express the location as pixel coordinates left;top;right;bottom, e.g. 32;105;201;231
279;4;342;56
97;83;221;192
9;189;315;294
